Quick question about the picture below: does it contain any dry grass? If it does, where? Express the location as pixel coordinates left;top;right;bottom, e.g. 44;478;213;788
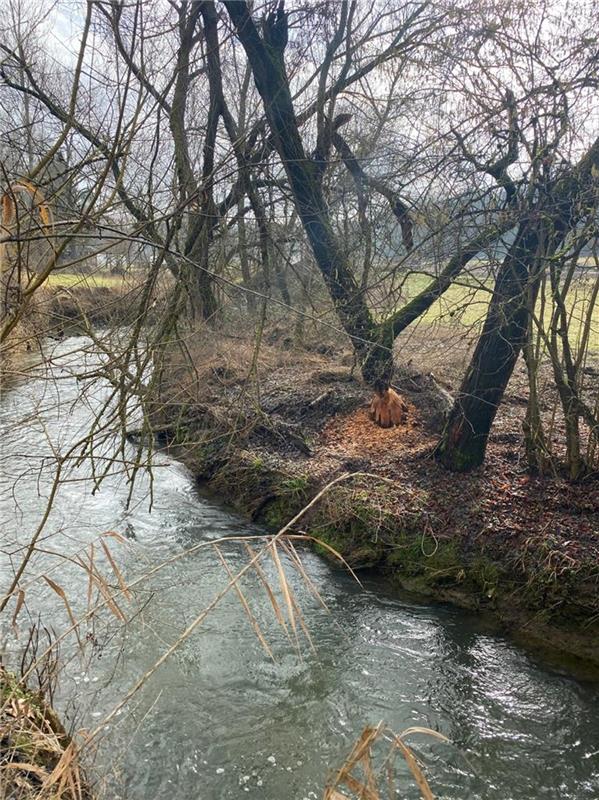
323;721;449;800
4;475;367;772
159;322;336;403
0;666;90;800
0;285;53;385
0;533;136;799
1;476;451;800
44;271;131;289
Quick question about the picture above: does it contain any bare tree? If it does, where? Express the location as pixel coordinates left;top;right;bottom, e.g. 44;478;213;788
224;0;528;425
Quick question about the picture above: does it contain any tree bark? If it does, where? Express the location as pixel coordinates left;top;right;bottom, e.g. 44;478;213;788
224;2;383;371
225;2;525;429
438;137;599;471
437;221;542;470
226;5;489;382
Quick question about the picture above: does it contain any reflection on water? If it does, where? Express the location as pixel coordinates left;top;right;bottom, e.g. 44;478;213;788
1;337;598;800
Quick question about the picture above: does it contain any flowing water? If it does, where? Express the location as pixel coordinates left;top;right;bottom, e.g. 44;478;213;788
1;335;598;800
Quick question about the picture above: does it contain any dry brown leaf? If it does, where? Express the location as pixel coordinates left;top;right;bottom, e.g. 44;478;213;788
100;537;131;601
214;544;275;661
42;576;82;647
11;588;25;629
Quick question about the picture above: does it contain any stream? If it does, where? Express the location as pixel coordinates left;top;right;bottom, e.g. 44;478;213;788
1;335;598;800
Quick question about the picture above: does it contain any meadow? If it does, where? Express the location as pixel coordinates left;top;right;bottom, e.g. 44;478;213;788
402;266;599;353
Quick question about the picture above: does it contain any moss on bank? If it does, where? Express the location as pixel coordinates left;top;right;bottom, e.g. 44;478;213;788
149;329;599;669
153;412;599;667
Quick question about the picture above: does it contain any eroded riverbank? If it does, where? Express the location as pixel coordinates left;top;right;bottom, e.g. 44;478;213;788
149;330;599;669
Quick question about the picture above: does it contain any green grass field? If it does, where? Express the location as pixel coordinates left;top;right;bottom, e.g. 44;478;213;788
46;268;599;353
400;271;599;353
45;271;128;288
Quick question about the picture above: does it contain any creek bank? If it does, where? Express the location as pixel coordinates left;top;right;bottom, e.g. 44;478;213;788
0;666;91;800
46;281;148;334
148;334;599;668
1;282;140;385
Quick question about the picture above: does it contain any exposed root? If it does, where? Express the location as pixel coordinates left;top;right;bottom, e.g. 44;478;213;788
369;387;408;428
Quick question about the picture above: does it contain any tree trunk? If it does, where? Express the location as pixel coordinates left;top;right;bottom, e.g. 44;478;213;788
237;212;256;314
522;336;550;472
225;2;395;386
225;2;535;430
437;222;541;471
437;133;599;471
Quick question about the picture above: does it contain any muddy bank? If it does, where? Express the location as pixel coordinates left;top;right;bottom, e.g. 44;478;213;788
148;331;599;668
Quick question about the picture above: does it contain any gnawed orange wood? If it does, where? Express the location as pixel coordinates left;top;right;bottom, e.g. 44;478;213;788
369;387;408;428
1;180;53;233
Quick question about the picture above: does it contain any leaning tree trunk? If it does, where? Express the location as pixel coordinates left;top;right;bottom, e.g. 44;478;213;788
224;2;403;417
437;222;543;470
437;133;599;471
225;2;520;428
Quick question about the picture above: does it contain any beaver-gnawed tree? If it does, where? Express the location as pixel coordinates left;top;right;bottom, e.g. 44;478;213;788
224;0;520;427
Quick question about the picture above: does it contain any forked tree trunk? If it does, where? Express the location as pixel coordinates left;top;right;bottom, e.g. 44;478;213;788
224;4;387;386
225;2;524;429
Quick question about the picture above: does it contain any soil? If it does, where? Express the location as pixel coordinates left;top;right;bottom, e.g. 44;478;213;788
150;324;599;669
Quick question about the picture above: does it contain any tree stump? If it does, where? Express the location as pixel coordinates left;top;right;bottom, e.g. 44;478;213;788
369;387;408;428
